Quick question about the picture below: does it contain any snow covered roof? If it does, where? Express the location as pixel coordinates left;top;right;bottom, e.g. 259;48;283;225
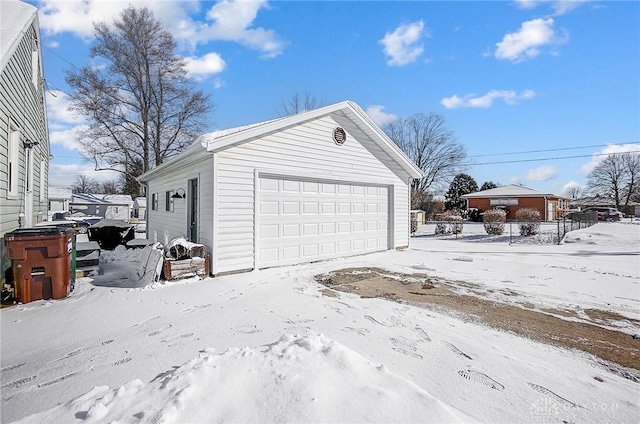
72;193;133;204
1;0;37;70
139;101;423;182
461;184;566;199
103;194;134;205
134;197;147;208
48;186;73;200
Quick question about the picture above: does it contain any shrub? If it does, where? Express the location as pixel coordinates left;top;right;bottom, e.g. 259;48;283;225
483;209;506;235
515;208;541;236
468;208;481;222
434;211;463;235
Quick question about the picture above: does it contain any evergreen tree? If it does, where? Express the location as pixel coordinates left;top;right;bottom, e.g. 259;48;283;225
445;173;478;211
480;181;498;191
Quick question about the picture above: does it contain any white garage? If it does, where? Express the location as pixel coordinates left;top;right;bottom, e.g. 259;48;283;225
139;101;422;276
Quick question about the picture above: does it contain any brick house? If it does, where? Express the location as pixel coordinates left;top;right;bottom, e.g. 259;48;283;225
461;185;570;221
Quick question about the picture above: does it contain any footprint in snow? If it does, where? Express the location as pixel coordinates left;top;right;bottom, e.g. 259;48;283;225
341;327;370;336
527;382;578;408
413;326;432;342
147;325;172;337
458;370;504;391
441;341;473;360
233;325;262;335
364;315;385;326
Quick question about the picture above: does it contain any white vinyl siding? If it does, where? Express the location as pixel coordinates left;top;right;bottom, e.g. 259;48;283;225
215;115;409;274
146;156;213;255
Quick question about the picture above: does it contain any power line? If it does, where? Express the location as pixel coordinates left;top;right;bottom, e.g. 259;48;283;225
43;44;80;70
468;142;639;158
463;150;640;166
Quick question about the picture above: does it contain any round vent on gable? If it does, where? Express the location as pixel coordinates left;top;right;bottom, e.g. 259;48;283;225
333;127;346;145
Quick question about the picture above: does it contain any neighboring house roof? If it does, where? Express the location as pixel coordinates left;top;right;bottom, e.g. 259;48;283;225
72;194;134;205
134;197;147;208
139;100;423;182
461;184;567;199
1;0;37;70
48;186;73;200
103;194;134;205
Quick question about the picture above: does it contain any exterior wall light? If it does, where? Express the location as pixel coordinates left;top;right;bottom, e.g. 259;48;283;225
171;188;186;199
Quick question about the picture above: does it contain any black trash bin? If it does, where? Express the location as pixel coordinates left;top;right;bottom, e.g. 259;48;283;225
4;227;74;304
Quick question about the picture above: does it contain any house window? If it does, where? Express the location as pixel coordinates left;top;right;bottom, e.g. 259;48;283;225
39;158;46;201
490;198;518;206
8;123;20;196
165;191;173;212
151;193;158;210
32;35;40;90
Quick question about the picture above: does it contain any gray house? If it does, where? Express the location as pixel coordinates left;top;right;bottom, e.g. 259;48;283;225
139;101;422;276
1;0;50;280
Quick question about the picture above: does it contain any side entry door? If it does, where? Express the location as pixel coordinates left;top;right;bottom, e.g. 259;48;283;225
188;178;198;242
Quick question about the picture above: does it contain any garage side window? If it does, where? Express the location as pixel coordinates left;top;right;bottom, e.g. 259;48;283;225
165;190;173;212
151;193;158;210
8;122;20;197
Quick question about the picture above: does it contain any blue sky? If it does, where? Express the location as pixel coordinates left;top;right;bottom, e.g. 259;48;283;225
30;0;639;195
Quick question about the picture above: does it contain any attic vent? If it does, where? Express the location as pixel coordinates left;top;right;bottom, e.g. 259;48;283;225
333;127;346;145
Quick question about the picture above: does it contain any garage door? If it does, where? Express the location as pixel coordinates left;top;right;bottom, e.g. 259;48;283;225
257;176;389;268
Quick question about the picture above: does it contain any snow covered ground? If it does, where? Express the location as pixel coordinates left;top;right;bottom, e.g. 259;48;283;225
1;221;639;423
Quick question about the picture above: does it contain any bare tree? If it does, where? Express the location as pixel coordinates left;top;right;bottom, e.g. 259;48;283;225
102;180;121;194
622;152;640;204
276;90;322;117
384;113;467;199
562;184;583;200
71;175;100;194
65;7;213;196
586;152;640;208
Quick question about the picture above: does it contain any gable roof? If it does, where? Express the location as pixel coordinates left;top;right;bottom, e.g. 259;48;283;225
1;0;37;70
48;186;73;200
461;184;566;199
139;101;423;182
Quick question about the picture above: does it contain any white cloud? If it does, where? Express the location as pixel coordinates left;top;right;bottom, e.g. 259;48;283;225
365;105;397;127
523;165;558;182
514;0;539;10
513;0;588;15
46;40;60;48
46;90;85;125
49;126;87;152
580;144;640;174
562;180;583;191
441;89;535;109
48;163;121;187
213;78;225;89
495;18;560;62
46;90;88;152
37;0;285;58
552;0;588;15
184;53;226;81
379;21;425;66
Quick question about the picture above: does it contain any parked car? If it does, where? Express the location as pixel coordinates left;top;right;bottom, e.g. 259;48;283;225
583;207;623;221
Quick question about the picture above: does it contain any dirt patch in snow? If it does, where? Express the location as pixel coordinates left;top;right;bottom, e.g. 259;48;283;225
315;267;640;380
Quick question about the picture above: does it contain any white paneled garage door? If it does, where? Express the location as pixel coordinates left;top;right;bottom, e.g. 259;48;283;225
257;175;389;268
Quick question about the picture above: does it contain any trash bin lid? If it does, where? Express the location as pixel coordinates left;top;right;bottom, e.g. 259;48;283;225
5;226;73;237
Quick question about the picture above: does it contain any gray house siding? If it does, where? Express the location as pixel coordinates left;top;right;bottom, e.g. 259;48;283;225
0;5;49;237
